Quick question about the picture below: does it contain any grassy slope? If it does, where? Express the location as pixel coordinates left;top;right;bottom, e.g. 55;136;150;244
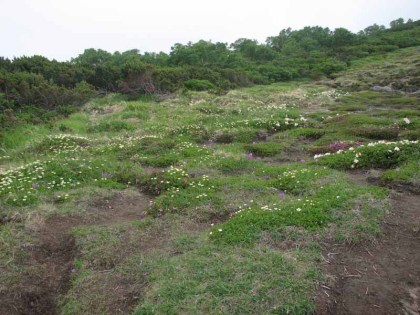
0;47;419;314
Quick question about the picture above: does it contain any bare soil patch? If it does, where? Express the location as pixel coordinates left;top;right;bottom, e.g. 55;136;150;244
83;190;151;225
0;191;151;315
315;172;420;315
0;216;77;315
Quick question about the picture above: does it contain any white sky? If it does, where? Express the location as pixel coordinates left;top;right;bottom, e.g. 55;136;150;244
1;0;419;61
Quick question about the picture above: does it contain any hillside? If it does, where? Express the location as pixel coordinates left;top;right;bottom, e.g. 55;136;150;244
1;44;420;314
1;18;419;122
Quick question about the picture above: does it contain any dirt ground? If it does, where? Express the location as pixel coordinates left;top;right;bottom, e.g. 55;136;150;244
316;172;420;315
0;191;151;315
1;171;419;314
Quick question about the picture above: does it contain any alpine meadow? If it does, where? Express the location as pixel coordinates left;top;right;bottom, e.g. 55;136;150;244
1;17;420;315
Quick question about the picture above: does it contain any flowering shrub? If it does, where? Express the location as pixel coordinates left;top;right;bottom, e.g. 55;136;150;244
112;136;171;157
170;115;309;138
176;142;210;158
273;166;330;194
310;89;350;99
245;116;309;131
148;174;218;215
0;157;117;206
210;181;387;244
142;166;190;195
314;140;419;169
31;134;90;154
328;141;363;153
129;141;210;167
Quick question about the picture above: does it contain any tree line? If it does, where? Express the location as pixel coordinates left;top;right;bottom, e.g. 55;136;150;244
1;18;419;121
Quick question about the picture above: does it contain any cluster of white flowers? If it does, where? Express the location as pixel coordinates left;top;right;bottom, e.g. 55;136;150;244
189;98;207;107
176;142;196;149
191;154;212;165
308;89;350;99
351;152;363;168
231;202;253;216
228;116;309;129
263;103;288;111
231;195;320;218
95;135;160;152
174;142;209;155
150;166;189;192
165;166;188;178
56;193;70;201
314;140;418;160
0;150;113;205
188;175;215;199
40;134;91;155
168;187;181;198
189;175;211;188
209;228;223;235
170;124;204;135
281;168;310;178
243;100;293;112
195;193;208;199
0;160;44;204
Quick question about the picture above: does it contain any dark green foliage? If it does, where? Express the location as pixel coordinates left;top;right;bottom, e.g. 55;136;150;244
213;129;258;143
140;154;180;167
214;157;260;174
1;18;419;135
87;121;135;133
287;128;326;140
244;142;283;157
381;160;420;183
184;79;216;91
350;126;399;140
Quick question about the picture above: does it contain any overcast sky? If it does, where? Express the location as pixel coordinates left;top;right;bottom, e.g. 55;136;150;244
1;0;419;61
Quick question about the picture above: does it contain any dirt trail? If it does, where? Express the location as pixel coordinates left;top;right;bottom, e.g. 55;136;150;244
316;171;420;315
0;191;151;315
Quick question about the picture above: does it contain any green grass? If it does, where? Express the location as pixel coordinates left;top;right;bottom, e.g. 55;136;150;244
210;179;387;245
0;222;35;298
135;244;317;315
57;112;91;134
0;124;52;150
381;160;420;183
1;69;417;314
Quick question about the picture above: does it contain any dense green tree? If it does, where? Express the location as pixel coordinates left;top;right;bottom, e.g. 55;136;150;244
390;18;405;29
360;23;386;36
1;18;419;115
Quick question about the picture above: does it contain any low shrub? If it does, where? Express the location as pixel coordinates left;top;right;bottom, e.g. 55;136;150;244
349;126;399;140
244;142;283;157
88;121;135;133
141;166;190;195
314;140;419;169
184;79;216;91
